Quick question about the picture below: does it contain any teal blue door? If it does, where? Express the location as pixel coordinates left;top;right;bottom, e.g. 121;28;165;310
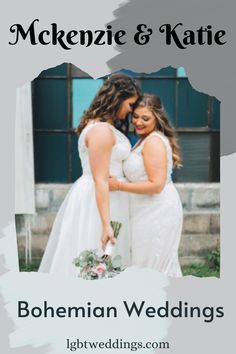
33;64;220;183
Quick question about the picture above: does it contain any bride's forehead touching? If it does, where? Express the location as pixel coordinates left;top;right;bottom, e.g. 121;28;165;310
133;106;154;118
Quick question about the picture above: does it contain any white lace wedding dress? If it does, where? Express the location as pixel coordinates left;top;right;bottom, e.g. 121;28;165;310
123;131;183;277
38;122;131;276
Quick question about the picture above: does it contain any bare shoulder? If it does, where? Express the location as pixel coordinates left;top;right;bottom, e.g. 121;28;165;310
142;135;166;154
86;123;115;146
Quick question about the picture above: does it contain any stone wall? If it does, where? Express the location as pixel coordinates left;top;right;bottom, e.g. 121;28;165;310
176;184;220;265
16;183;220;265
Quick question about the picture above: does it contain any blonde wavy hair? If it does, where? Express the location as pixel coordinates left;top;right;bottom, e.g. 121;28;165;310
77;73;141;134
134;94;182;168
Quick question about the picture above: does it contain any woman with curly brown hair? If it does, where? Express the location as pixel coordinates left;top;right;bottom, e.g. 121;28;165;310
39;74;140;276
109;94;183;277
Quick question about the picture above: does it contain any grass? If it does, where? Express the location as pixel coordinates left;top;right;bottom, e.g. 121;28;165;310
19;260;40;272
19;260;220;278
182;264;219;278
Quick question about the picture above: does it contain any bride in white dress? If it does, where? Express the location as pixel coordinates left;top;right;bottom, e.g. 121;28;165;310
38;74;140;276
109;94;183;277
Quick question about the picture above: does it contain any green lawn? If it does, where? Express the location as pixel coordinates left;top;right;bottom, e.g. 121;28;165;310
181;264;219;278
19;260;40;272
19;260;220;278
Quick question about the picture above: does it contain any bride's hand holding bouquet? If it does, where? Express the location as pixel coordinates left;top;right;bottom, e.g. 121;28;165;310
101;223;116;252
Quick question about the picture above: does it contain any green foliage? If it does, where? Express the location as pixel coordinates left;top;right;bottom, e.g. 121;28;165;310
183;242;220;277
20;245;221;279
182;264;220;278
19;260;40;272
73;249;124;280
20;260;220;278
112;255;122;269
207;249;220;272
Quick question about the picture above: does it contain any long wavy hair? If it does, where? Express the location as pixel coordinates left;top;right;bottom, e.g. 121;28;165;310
133;94;182;168
77;73;141;134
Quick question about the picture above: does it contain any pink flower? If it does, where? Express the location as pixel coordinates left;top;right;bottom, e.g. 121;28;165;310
94;263;107;275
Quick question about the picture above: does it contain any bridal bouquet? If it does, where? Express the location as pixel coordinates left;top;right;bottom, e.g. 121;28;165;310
73;221;124;280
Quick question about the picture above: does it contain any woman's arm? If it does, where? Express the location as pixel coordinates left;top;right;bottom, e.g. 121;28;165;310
110;136;167;194
86;125;116;249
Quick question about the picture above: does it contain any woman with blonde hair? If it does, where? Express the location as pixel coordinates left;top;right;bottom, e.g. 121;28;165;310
39;73;140;276
109;94;183;277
